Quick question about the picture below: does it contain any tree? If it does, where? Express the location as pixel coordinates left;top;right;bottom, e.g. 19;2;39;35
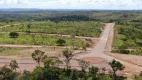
78;60;90;72
109;59;125;80
44;58;56;68
78;60;90;80
9;60;19;71
56;39;66;46
70;34;75;49
20;70;31;80
0;65;18;80
62;49;74;69
10;20;14;24
89;66;99;79
9;32;19;38
26;23;32;34
32;50;47;67
27;23;32;29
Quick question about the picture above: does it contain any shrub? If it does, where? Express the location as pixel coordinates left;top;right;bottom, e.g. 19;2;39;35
9;32;19;38
56;39;66;46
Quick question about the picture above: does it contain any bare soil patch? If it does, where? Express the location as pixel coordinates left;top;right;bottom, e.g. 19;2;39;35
108;53;142;67
80;57;105;64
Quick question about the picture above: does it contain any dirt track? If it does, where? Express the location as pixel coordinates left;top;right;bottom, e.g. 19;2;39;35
76;23;142;76
0;31;99;40
0;23;142;76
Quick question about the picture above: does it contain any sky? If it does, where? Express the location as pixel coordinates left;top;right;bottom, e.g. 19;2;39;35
0;0;142;10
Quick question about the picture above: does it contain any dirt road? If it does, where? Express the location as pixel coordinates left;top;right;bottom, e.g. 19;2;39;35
0;31;98;40
76;23;142;76
0;23;142;76
77;23;114;61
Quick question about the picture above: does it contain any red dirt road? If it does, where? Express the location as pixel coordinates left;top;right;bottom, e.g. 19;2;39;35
0;23;142;77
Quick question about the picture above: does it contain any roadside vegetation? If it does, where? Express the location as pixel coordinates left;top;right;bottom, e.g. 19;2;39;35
112;22;142;55
0;33;85;47
0;49;126;80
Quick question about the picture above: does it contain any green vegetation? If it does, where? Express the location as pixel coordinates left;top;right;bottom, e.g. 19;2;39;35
0;33;85;47
0;21;103;37
109;59;125;80
9;60;19;71
32;50;47;67
0;10;142;79
0;10;142;22
113;22;142;55
0;50;126;80
9;32;19;38
56;39;66;46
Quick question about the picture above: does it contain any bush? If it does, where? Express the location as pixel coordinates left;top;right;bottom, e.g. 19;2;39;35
9;32;19;38
56;39;66;46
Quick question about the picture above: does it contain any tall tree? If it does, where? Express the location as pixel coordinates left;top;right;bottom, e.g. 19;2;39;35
109;59;125;80
78;60;90;72
89;66;99;79
10;20;14;24
0;65;18;80
26;23;32;34
20;70;31;80
9;60;19;71
62;49;74;69
32;50;47;67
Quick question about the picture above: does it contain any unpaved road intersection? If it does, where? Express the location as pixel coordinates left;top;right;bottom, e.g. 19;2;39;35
0;23;142;76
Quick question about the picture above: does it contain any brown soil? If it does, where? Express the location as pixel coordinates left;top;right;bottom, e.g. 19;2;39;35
80;57;105;64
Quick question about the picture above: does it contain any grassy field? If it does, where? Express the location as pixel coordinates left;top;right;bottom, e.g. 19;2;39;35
0;33;85;47
0;21;103;37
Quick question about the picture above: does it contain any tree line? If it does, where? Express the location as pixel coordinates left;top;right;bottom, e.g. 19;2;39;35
0;49;127;80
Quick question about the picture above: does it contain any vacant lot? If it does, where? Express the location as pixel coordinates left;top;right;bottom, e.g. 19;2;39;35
0;33;85;47
0;47;66;57
0;21;103;37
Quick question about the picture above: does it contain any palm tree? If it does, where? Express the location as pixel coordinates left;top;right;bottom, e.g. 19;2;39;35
62;49;74;69
31;50;47;67
9;60;19;71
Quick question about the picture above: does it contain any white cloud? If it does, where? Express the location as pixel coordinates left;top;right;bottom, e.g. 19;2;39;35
0;0;142;9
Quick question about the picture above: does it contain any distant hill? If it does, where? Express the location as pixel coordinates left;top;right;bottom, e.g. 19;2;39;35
0;8;142;12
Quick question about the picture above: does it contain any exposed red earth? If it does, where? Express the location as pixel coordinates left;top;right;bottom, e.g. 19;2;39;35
0;23;142;77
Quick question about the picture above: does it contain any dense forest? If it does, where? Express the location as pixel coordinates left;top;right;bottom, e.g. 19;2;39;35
0;10;142;22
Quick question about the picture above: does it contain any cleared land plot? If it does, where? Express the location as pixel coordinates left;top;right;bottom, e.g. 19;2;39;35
0;47;65;57
0;33;85;47
0;21;103;37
